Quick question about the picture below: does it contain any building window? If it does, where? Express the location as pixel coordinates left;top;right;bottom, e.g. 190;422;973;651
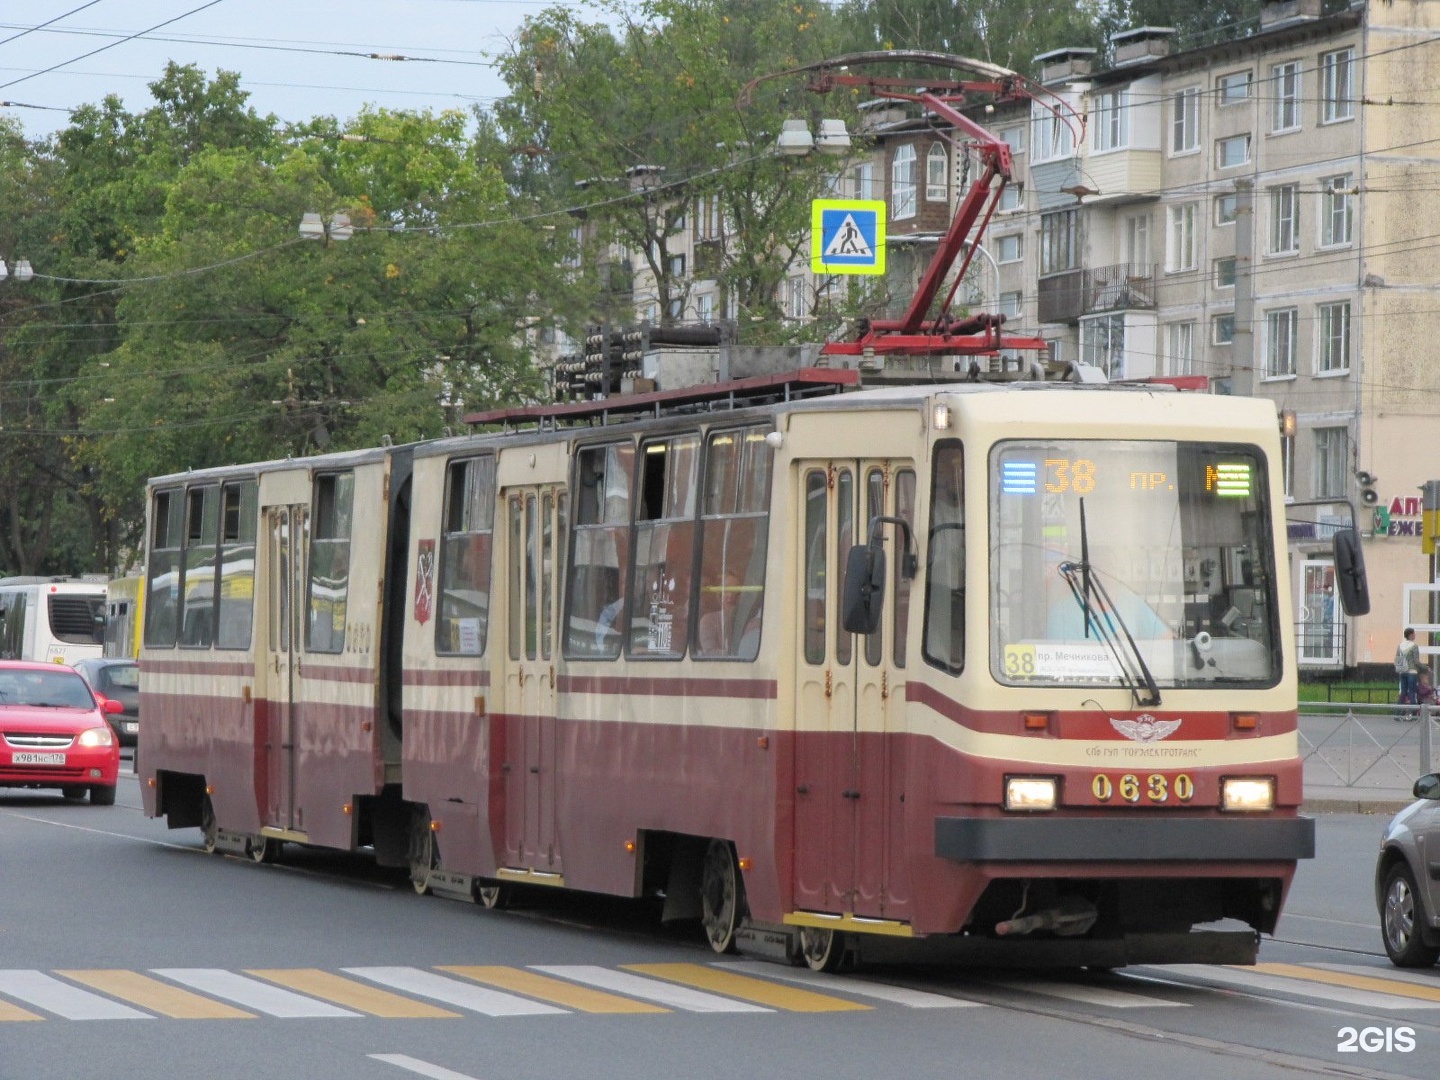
999;126;1026;154
1215;193;1238;226
1314;426;1349;499
1317;301;1351;373
998;181;1024;212
785;275;806;319
1123;213;1150;266
999;291;1023;319
925;143;948;201
1271;61;1302;132
1040;209;1078;275
1092;89;1129;152
1166;321;1196;376
1166;202;1198;272
1214;256;1237;289
891;143;917;219
696;292;714;323
852;161;875;201
1321;48;1355;123
1032;99;1076;162
1080;313;1127;379
1320;174;1354;247
1171;87;1200;153
1218;70;1252;105
995;232;1023;264
1216;134;1251;169
1269;184;1299;254
695;195;722;242
1264;307;1298;378
1213;313;1235;345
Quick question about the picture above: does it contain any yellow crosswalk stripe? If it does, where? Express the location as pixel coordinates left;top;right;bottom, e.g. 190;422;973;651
438;966;668;1014
1252;963;1440;1002
0;998;43;1022
56;970;254;1019
247;970;462;1018
623;963;870;1012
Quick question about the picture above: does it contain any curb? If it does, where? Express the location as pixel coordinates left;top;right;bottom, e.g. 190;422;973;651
1302;798;1410;815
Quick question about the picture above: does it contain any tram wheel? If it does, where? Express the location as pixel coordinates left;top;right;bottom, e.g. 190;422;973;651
200;796;219;854
799;926;847;973
476;880;510;910
247;835;278;864
700;839;744;954
408;811;438;896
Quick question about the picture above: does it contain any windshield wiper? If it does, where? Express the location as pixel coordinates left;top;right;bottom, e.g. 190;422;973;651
1057;499;1162;708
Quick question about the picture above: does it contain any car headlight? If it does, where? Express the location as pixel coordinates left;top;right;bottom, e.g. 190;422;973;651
77;725;115;748
1005;776;1058;811
1221;776;1274;812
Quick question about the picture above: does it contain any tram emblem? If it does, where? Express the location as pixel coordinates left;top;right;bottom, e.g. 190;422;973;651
1110;713;1182;743
414;539;436;625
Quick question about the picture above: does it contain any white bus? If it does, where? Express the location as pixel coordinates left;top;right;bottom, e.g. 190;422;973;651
0;577;107;665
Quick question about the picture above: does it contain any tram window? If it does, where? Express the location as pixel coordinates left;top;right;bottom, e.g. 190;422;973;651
803;470;827;664
508;496;523;662
145;488;184;648
693;427;772;660
836;468;855;666
437;456;495;656
629;434;699;659
864;468;885;666
894;469;916;667
566;443;633;659
178;486;219;648
307;472;354;654
541;492;554;660
923;443;965;674
215;480;258;650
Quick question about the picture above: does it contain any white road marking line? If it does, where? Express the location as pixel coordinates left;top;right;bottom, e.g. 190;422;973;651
1159;964;1440;1010
0;970;150;1020
369;1054;482;1080
712;962;981;1008
344;967;564;1016
992;979;1188;1008
532;965;769;1013
150;969;360;1017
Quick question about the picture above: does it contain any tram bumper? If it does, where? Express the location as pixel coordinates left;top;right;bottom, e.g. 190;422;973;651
934;815;1315;863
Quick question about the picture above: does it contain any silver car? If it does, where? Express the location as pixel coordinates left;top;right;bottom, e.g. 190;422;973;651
1377;773;1440;966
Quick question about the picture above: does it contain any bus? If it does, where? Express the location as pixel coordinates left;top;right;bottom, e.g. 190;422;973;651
0;577;107;665
136;370;1366;970
104;575;145;659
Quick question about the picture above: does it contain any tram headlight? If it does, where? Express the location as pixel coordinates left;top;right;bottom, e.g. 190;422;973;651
1221;776;1275;812
1004;776;1057;812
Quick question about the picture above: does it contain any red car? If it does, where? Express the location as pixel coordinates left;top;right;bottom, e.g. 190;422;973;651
0;660;121;804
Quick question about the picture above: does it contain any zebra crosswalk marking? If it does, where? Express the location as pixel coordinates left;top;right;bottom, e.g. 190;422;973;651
0;970;150;1020
1160;964;1440;1011
624;963;869;1012
345;967;564;1017
57;970;255;1019
531;965;770;1013
1253;963;1440;1004
993;979;1187;1009
714;962;981;1008
438;966;668;1014
0;996;43;1022
248;969;461;1019
151;969;361;1018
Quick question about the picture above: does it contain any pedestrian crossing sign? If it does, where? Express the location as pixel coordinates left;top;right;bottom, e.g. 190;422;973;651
811;199;886;275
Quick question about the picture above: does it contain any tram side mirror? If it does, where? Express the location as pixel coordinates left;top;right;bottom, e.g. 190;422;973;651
1332;526;1370;617
842;544;886;635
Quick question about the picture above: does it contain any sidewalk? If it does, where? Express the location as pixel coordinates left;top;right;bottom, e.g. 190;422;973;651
1302;783;1413;815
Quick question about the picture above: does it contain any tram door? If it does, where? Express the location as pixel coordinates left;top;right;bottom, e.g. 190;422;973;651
793;460;915;920
499;486;566;872
262;503;307;831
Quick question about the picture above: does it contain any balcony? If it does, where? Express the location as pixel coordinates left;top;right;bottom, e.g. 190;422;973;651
1037;264;1155;325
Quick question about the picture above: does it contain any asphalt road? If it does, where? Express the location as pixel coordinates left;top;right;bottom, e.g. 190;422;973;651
0;769;1433;1080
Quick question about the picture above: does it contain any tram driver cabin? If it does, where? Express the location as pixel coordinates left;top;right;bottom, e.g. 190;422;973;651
136;371;1362;970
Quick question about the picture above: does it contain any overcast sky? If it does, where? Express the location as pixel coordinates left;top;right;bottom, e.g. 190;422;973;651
0;1;596;141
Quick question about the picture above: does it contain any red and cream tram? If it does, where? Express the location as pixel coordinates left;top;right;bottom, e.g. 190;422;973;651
138;370;1363;969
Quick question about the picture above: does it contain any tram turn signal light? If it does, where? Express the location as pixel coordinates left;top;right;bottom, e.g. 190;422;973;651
1004;777;1057;811
738;857;753;871
1022;711;1051;731
1232;712;1258;731
1221;777;1275;812
624;840;636;854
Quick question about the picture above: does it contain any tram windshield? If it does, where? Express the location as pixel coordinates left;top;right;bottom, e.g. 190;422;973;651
989;440;1279;690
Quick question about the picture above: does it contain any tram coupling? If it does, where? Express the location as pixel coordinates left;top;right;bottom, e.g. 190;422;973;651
994;895;1098;938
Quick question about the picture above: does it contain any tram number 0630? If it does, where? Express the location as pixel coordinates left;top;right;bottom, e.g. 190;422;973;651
1091;773;1195;804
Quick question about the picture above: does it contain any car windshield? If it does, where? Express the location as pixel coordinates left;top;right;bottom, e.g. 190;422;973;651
0;669;97;709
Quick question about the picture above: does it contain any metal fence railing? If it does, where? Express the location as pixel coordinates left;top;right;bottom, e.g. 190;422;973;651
1299;701;1434;794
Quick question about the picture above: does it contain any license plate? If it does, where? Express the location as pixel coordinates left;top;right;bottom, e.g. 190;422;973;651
12;752;64;766
123;722;138;734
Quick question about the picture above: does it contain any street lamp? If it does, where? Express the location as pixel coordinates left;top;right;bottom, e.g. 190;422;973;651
0;258;34;282
298;212;354;243
776;118;851;156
